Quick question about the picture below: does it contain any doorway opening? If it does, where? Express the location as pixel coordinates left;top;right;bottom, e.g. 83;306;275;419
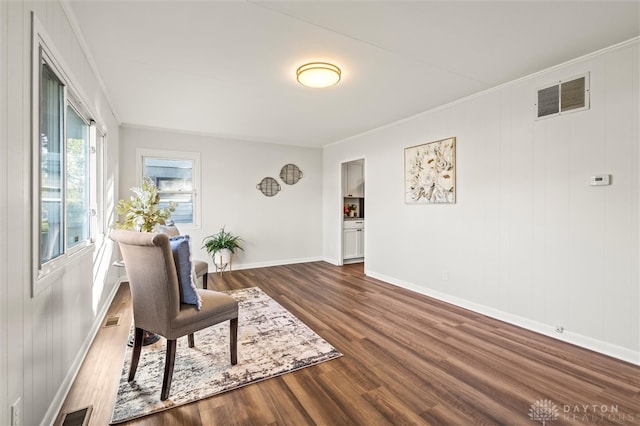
341;159;365;264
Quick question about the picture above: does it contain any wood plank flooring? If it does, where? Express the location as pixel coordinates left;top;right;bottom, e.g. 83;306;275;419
56;262;640;425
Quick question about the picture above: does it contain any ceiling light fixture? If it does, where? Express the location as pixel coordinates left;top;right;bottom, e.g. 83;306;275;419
296;62;341;88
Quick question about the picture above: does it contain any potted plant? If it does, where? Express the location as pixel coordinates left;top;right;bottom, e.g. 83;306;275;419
202;226;244;271
114;176;176;232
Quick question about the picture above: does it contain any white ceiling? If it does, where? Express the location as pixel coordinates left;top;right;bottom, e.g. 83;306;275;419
66;1;639;148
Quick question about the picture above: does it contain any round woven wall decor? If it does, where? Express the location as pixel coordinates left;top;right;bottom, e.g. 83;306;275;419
256;177;281;197
280;164;303;185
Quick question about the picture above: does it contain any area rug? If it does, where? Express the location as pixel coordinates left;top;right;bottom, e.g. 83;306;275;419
110;287;342;424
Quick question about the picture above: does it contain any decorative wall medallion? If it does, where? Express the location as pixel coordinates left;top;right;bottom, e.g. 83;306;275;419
256;177;281;197
280;164;303;185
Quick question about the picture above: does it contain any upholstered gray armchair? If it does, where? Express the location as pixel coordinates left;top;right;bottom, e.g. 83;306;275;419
110;229;238;400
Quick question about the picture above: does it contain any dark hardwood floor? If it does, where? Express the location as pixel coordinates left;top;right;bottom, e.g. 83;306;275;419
57;262;640;425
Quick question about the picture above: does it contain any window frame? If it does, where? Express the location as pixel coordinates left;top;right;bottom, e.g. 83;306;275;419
31;13;105;295
64;101;92;252
38;56;66;265
136;148;201;229
91;127;107;244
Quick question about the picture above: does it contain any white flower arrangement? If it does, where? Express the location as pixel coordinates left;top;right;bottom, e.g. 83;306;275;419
114;176;176;232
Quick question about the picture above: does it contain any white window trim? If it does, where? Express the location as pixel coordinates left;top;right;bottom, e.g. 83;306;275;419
31;13;104;296
91;127;107;244
136;148;201;229
64;102;93;255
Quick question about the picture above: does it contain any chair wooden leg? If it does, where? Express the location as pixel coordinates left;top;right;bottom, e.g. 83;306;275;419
161;339;177;401
230;317;238;365
128;327;144;382
188;333;195;348
202;273;208;290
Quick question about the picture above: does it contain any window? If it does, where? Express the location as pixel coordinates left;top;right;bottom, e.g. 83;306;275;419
38;55;95;263
32;14;104;292
137;149;200;227
66;104;91;248
39;62;65;263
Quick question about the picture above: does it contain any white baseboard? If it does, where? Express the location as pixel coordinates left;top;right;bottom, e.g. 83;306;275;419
366;269;640;366
41;278;124;426
322;256;341;266
207;256;324;273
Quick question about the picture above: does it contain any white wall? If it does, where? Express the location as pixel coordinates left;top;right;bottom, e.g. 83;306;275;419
0;1;121;425
120;126;323;270
323;40;639;364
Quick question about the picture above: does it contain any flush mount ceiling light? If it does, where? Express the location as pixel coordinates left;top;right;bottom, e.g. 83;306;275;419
296;62;341;88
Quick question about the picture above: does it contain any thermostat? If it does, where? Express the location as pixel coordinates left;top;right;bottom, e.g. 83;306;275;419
590;174;610;186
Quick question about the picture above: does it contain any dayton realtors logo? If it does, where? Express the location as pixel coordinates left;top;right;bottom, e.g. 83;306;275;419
529;399;637;424
529;399;559;425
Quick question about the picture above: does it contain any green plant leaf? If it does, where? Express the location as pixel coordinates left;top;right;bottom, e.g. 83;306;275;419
202;226;244;255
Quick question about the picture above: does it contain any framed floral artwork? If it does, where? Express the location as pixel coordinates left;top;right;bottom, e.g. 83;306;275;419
405;137;456;204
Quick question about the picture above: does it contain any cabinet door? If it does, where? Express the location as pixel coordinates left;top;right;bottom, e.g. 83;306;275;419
343;229;359;259
347;161;364;197
356;228;365;257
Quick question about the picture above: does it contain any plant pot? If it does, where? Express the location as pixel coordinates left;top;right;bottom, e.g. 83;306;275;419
213;248;232;269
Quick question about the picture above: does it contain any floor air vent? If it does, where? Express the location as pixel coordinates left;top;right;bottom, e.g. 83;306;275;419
104;315;120;327
60;406;92;426
536;73;589;118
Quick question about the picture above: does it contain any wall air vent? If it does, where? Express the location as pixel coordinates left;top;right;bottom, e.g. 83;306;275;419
61;406;93;426
536;73;589;119
103;315;120;327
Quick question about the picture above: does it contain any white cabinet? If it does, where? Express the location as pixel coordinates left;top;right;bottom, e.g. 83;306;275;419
343;160;364;197
343;229;360;259
343;220;364;260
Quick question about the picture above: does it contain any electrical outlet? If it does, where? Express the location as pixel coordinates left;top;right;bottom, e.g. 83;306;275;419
555;325;564;333
11;397;21;426
442;270;449;281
